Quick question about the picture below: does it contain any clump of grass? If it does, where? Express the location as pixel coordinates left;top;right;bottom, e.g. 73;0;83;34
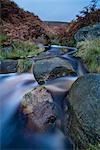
0;40;44;59
87;143;100;150
0;34;8;46
76;39;100;73
18;59;33;73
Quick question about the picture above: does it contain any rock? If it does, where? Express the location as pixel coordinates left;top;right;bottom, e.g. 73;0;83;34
64;74;100;149
22;87;53;105
20;87;60;132
33;57;75;83
75;23;100;42
0;59;33;73
0;59;18;73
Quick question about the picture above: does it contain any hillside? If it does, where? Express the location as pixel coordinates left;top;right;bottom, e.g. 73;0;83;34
0;0;51;45
66;8;100;44
45;21;68;36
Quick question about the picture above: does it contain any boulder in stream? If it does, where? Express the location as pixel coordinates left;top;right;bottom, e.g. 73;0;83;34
33;57;75;83
64;74;100;149
20;87;60;132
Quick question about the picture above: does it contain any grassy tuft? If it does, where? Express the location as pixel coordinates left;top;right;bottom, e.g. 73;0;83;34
0;34;8;46
0;40;44;59
18;59;33;73
87;143;100;150
76;39;100;73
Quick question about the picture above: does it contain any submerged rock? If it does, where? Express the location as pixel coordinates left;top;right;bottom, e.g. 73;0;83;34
20;87;60;132
33;57;75;83
64;74;100;149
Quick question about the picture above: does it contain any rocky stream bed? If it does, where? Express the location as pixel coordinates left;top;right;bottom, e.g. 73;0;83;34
0;45;100;150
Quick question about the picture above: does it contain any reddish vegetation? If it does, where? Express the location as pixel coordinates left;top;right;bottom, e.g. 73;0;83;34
0;0;50;43
66;9;100;42
46;22;68;37
1;0;99;46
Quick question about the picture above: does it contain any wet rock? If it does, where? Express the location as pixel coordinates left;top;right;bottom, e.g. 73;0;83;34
75;23;100;42
64;74;100;149
20;87;60;132
33;57;75;83
0;59;18;73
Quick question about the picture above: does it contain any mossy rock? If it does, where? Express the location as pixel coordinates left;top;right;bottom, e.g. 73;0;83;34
64;74;100;149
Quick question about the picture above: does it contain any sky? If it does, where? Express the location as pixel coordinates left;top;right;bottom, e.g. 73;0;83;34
13;0;100;22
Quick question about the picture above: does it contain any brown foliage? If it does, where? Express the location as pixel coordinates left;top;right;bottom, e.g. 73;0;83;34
66;9;100;42
0;0;50;43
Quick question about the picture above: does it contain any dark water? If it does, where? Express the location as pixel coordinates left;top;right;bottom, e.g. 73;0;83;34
0;45;88;149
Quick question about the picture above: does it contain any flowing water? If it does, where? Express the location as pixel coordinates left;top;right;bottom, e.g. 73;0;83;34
0;45;88;149
0;73;39;126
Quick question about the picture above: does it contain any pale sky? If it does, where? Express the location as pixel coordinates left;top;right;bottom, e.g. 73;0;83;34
12;0;100;22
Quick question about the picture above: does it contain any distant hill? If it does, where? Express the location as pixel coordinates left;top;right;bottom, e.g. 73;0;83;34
44;21;69;25
0;0;50;44
44;21;68;38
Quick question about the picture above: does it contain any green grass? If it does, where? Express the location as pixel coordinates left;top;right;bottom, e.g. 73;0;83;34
18;59;33;73
0;34;8;44
87;143;100;150
76;39;100;73
0;40;44;59
0;35;44;72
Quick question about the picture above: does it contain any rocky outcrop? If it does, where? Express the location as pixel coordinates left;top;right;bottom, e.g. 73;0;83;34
64;74;100;149
75;23;100;42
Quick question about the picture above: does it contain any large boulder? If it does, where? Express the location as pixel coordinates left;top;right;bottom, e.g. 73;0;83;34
33;57;75;83
64;74;100;149
75;23;100;42
20;87;60;132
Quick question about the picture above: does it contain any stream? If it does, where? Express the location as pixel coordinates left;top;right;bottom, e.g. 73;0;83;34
0;45;88;149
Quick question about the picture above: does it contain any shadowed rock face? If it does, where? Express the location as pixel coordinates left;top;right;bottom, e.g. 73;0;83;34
64;74;100;149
